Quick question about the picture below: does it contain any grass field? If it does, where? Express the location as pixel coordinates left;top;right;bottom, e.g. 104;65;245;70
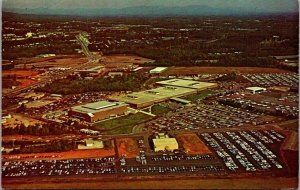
151;104;172;116
94;113;151;135
184;90;214;102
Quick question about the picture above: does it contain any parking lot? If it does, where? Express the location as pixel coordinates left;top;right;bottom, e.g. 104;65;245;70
242;73;298;87
219;93;298;118
2;156;116;177
120;164;224;175
199;130;285;173
147;103;264;132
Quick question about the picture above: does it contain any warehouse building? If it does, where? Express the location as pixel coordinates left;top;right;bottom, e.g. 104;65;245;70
111;79;217;108
156;79;217;91
153;133;179;152
69;101;128;122
78;138;104;150
149;67;168;74
110;86;197;108
246;87;267;94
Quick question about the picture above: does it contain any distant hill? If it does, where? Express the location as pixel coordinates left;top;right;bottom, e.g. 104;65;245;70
3;5;299;17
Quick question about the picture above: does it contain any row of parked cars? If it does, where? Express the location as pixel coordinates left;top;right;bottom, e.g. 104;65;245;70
148;103;261;132
220;96;298;118
213;133;256;172
201;133;239;171
151;154;213;162
121;164;224;174
239;131;283;169
200;130;285;172
243;73;298;87
2;156;116;177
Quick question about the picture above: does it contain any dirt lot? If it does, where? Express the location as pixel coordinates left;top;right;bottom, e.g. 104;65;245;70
104;54;154;68
15;54;154;69
177;133;212;155
116;137;141;158
2;148;115;161
17;79;38;87
162;67;291;76
2;70;40;78
16;55;87;68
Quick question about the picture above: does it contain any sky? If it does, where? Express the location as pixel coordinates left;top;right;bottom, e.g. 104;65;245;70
2;0;299;13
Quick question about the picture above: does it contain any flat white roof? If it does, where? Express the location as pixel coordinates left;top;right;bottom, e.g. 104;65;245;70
246;87;266;91
156;79;217;90
72;101;127;114
150;67;168;73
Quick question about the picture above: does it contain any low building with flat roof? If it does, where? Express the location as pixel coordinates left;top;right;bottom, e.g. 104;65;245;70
110;86;197;108
78;138;104;149
156;79;217;91
153;133;178;152
246;87;267;94
69;101;128;122
150;67;168;74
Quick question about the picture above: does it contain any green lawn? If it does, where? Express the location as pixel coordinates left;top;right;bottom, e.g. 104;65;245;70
101;125;136;135
151;104;172;116
184;89;214;102
93;113;151;133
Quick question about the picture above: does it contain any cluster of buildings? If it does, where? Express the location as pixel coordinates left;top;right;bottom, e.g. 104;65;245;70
111;79;217;108
68;78;217;122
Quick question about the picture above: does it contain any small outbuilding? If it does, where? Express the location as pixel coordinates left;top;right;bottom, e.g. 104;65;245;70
246;87;266;94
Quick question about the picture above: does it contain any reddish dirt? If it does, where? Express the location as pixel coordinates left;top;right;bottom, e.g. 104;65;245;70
116;137;141;158
104;54;154;68
177;133;212;155
2;70;39;78
17;79;38;87
162;67;291;75
2;149;115;161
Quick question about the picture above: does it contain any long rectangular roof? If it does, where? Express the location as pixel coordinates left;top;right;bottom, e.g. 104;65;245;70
111;86;196;105
72;101;127;114
150;67;168;73
156;79;217;89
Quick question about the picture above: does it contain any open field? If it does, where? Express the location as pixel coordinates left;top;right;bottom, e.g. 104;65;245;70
94;113;151;132
177;133;212;155
151;104;171;116
116;137;141;158
2;177;298;189
183;89;214;102
2;148;115;161
104;54;154;68
162;67;292;76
